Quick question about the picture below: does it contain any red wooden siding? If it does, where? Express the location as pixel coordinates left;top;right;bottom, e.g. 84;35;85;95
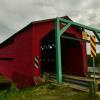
0;17;88;88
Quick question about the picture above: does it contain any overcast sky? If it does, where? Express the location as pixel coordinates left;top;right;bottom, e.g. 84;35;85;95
0;0;100;53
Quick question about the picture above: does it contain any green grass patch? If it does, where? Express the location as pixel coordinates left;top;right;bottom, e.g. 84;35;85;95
0;82;100;100
0;76;10;83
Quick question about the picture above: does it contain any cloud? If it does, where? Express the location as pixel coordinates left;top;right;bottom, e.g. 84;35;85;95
0;0;100;53
0;0;100;34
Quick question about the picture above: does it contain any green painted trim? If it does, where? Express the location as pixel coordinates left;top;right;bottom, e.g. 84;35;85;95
55;17;62;83
61;35;100;44
60;23;71;35
55;17;100;84
61;35;84;42
59;17;100;42
59;18;100;32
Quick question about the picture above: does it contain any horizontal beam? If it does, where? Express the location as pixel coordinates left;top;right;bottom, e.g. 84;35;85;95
59;18;100;33
61;35;84;42
61;35;100;45
59;18;100;42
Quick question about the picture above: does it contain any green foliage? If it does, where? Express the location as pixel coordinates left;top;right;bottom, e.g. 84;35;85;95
88;53;100;67
96;53;100;67
0;83;92;100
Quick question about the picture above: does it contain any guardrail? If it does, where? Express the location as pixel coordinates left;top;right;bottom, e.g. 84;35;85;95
63;75;96;95
49;74;98;99
88;67;100;73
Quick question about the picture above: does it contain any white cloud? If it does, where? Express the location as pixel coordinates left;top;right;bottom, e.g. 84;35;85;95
0;0;100;33
0;0;100;52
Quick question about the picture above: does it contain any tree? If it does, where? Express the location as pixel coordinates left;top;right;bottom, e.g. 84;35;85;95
87;53;100;67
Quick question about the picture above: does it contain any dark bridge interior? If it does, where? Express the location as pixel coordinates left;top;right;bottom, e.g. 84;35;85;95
41;31;83;76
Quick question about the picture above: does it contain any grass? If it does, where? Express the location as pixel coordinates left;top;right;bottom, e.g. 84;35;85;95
0;76;100;100
0;82;98;100
0;76;9;83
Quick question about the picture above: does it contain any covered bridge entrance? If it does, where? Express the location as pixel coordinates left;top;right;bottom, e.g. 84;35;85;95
41;30;85;77
0;16;99;88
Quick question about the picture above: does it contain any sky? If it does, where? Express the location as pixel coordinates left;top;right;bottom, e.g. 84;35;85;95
0;0;100;53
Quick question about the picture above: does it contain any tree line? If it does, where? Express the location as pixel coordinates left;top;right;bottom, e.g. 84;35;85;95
88;53;100;67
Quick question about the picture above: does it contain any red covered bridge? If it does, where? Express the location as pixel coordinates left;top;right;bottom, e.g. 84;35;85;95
0;16;88;88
